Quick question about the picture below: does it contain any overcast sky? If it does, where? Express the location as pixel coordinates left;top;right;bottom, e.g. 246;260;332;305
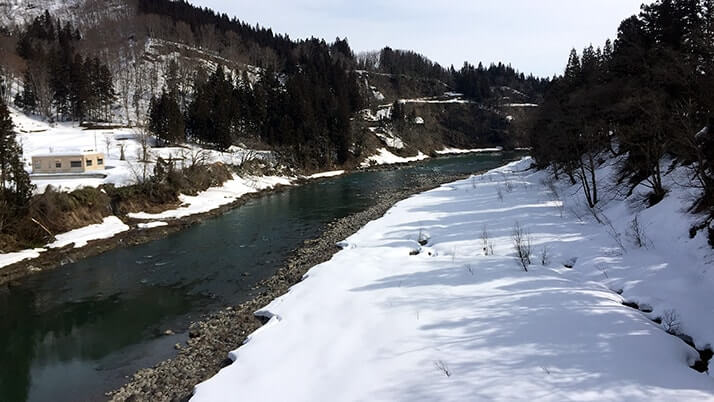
191;0;648;77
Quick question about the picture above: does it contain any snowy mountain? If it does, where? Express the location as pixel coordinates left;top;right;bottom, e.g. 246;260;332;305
0;0;128;28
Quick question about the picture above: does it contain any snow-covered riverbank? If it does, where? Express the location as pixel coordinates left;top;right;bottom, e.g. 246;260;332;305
193;157;714;401
128;175;292;220
0;149;471;272
0;174;293;272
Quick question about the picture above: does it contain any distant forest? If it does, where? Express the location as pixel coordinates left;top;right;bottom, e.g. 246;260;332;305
357;47;548;103
530;0;714;238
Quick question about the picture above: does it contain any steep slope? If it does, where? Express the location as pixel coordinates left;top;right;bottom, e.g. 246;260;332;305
355;71;537;160
0;0;129;29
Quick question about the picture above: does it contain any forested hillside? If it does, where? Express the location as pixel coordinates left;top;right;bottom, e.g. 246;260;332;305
0;0;546;170
530;0;714;244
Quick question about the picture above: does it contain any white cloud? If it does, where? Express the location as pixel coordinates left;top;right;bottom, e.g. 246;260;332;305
192;0;647;77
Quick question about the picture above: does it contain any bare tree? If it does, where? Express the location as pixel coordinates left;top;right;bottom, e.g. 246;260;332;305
133;125;153;183
115;56;134;125
661;309;682;335
180;148;208;170
617;92;671;204
26;66;53;119
512;222;532;271
628;214;651;248
237;149;257;168
434;360;451;377
539;245;550;266
480;225;494;256
132;60;148;123
574;124;605;209
672;100;714;211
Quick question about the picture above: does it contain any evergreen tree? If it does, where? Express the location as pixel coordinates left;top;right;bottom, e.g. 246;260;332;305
0;67;6;102
0;98;34;213
564;49;582;85
187;66;236;150
16;71;37;114
531;0;714;211
391;100;404;123
148;91;185;144
14;12;114;122
69;53;89;120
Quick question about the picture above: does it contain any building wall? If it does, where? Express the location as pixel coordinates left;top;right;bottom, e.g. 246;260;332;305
31;153;106;174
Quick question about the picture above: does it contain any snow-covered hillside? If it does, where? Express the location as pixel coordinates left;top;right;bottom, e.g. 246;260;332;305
193;158;714;401
0;0;127;28
0;0;84;27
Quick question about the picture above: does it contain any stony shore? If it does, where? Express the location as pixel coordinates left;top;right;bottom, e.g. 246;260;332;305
107;170;477;402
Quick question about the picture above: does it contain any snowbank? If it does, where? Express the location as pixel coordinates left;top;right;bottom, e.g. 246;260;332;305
398;97;474;104
137;221;169;230
307;170;345;179
48;216;129;249
371;87;385;101
129;175;291;220
0;249;45;269
502;103;539;107
193;157;714;402
0;217;128;269
435;146;503;155
360;148;428;168
370;128;405;149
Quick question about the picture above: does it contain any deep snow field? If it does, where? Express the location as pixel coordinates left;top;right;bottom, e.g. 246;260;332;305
193;157;714;401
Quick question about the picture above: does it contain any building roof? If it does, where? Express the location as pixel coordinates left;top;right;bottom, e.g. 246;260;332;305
32;150;103;158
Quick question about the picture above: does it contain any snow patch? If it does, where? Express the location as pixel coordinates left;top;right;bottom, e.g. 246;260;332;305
48;217;129;249
371;129;405;150
502;103;539;107
360;148;428;168
307;170;345;179
129;175;292;220
371;87;385;101
435;147;503;155
0;249;45;269
137;221;169;230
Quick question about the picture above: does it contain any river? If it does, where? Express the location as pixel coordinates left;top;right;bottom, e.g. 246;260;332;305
0;152;520;402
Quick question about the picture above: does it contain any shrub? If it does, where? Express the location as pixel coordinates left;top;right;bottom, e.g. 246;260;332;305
661;309;682;335
627;214;650;248
512;222;532;271
539;245;550;266
480;225;494;256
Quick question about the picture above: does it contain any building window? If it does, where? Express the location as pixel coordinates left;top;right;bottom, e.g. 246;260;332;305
34;160;42;169
70;160;82;168
86;159;93;167
55;161;62;168
97;158;103;166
